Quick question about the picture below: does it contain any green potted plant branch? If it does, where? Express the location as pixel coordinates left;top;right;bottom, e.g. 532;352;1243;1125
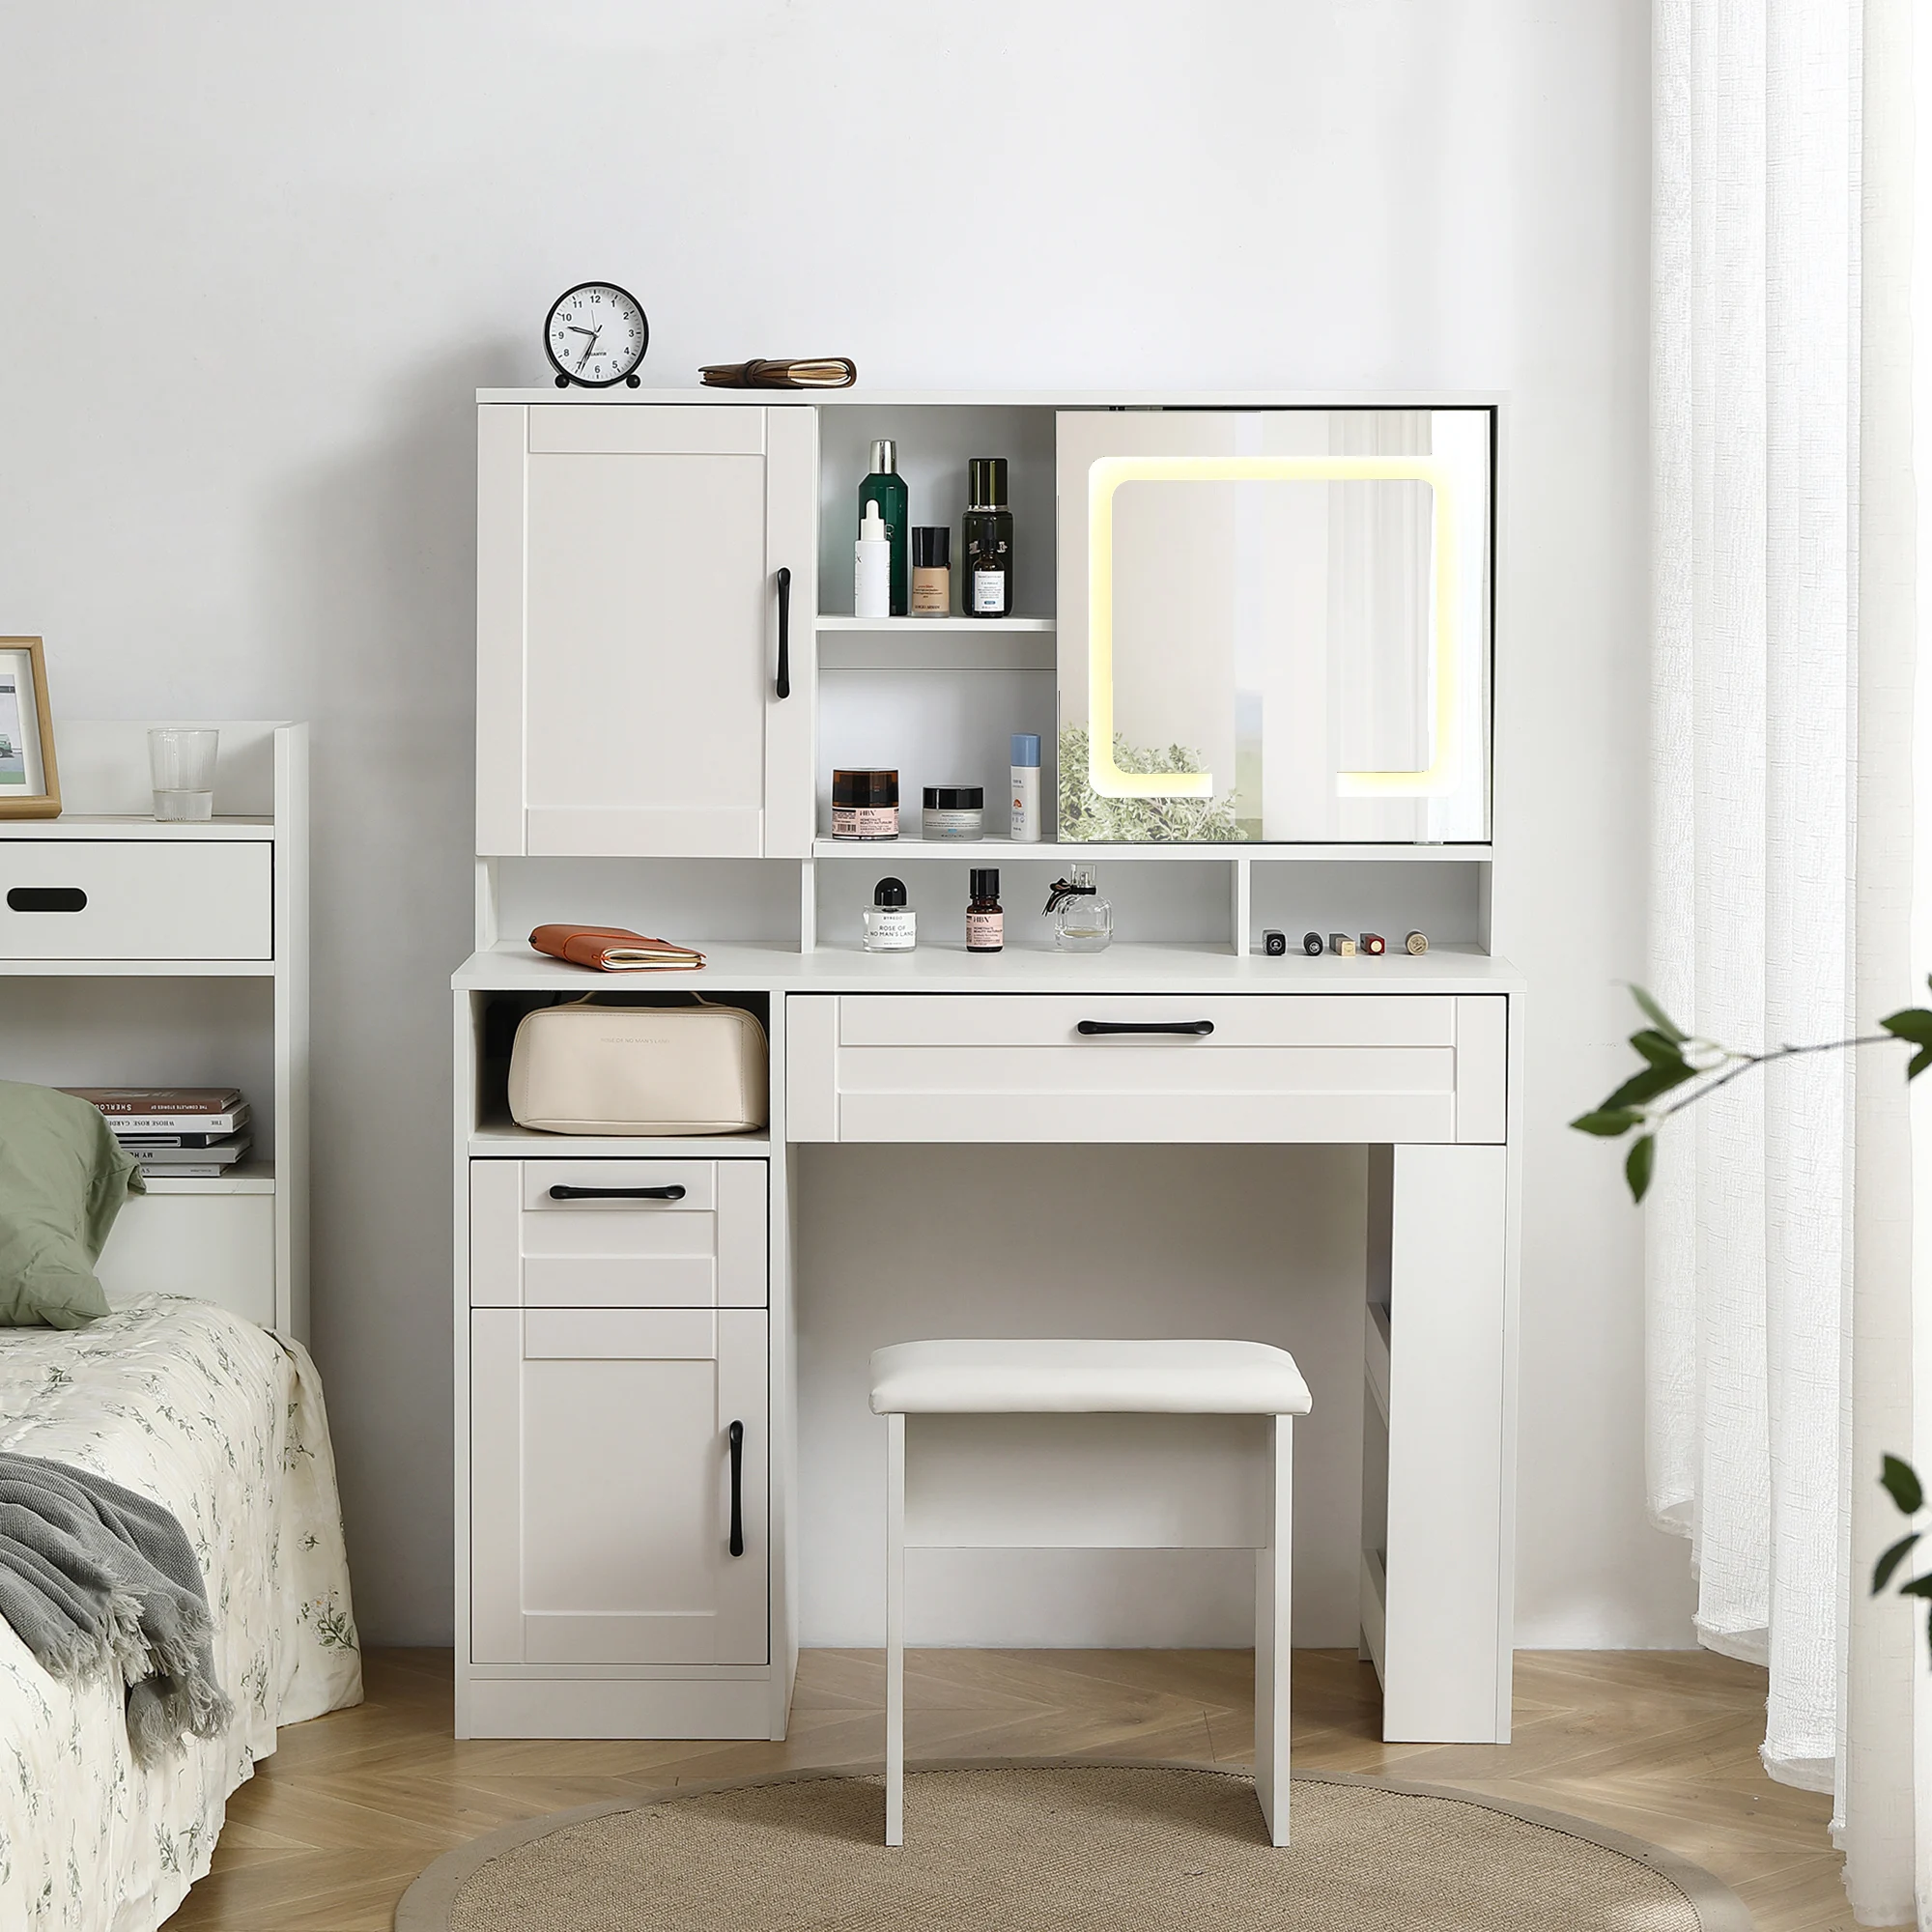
1572;981;1932;1656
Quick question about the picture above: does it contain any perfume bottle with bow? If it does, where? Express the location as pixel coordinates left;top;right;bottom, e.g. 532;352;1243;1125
1044;866;1113;952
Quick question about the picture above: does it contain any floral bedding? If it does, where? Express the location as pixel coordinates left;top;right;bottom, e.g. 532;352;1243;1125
0;1295;362;1930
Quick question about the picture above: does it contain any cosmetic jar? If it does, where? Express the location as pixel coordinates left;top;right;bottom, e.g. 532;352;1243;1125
921;784;984;840
832;768;899;840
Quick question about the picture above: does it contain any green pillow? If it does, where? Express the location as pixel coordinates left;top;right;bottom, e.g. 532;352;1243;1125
0;1081;145;1326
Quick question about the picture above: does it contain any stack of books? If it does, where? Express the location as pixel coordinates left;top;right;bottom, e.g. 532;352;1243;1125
60;1087;254;1179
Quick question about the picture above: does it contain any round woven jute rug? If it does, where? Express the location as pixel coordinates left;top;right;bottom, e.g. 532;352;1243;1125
394;1760;1751;1932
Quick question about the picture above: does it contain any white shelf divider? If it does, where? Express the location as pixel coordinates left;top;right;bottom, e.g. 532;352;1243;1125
811;837;1493;864
814;614;1055;633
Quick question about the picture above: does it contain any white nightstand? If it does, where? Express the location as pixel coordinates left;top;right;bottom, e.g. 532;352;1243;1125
0;721;308;1336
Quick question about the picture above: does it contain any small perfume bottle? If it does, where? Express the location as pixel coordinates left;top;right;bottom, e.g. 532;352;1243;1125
1044;866;1112;952
966;867;1003;952
863;876;916;952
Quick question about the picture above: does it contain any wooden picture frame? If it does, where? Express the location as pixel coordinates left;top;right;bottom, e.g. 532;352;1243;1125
0;638;61;819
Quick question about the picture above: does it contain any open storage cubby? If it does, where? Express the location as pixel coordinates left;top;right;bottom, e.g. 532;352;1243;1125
0;977;277;1181
1247;857;1490;956
462;986;774;1155
814;405;1056;620
813;851;1236;953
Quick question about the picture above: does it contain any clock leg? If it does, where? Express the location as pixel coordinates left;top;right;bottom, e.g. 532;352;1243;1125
554;374;570;388
626;374;640;388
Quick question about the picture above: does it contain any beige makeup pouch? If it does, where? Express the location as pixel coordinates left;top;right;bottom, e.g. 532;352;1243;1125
507;996;768;1135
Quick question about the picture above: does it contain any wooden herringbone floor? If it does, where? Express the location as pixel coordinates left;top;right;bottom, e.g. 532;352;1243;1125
167;1647;1867;1931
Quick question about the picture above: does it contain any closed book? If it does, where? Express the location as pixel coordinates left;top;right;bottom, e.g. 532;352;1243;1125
127;1137;250;1168
528;924;706;972
61;1086;242;1116
131;1164;227;1179
88;1103;252;1136
114;1129;246;1149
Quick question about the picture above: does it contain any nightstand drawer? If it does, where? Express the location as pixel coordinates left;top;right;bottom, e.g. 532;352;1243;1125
469;1159;769;1308
0;840;271;959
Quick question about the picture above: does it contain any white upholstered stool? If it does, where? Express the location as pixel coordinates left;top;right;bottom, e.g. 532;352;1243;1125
868;1337;1313;1848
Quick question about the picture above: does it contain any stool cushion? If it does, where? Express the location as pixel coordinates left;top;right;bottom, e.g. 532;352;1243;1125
868;1339;1311;1417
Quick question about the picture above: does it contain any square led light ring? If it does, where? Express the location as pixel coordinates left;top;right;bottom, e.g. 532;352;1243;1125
1086;455;1463;800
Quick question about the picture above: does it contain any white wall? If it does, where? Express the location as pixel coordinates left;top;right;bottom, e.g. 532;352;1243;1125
0;0;1685;1649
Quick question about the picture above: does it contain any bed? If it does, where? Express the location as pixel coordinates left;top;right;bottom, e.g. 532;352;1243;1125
0;1293;362;1931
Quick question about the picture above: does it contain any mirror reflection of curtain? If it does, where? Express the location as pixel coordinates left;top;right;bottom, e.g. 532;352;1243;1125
1327;411;1432;797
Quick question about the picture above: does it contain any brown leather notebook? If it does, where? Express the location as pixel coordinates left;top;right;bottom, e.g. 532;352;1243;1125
699;356;857;389
529;925;706;972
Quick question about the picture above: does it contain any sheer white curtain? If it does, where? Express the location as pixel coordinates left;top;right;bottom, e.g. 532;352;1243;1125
1649;1;1929;1923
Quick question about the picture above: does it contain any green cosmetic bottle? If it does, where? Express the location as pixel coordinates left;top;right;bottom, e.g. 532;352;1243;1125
858;440;909;617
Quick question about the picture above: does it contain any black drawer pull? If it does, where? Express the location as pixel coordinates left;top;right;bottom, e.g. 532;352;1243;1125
6;887;86;913
1075;1019;1214;1037
546;1184;686;1202
775;565;792;700
727;1420;746;1557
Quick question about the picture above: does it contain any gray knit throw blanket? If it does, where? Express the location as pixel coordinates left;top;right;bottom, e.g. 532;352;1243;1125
0;1453;233;1761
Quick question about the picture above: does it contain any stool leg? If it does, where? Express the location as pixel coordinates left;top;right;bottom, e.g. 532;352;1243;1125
885;1413;905;1848
1254;1414;1293;1847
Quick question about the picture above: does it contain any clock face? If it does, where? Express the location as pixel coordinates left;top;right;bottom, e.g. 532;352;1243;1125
544;282;649;388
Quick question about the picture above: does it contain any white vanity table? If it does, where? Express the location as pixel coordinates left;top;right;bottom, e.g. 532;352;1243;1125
453;389;1520;1752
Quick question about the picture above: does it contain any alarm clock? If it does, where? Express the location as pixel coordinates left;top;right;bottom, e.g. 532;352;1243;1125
544;282;650;389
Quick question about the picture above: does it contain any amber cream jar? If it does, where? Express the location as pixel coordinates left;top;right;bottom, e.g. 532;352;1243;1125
832;768;899;839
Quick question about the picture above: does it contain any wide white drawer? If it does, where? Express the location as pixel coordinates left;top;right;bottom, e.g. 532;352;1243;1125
0;840;271;960
786;994;1508;1146
470;1158;768;1308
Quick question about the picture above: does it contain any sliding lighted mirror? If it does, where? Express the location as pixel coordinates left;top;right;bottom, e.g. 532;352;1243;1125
1055;408;1493;843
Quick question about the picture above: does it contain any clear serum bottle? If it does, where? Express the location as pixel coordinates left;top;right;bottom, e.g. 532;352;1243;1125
863;876;917;952
966;867;1004;952
962;457;1013;618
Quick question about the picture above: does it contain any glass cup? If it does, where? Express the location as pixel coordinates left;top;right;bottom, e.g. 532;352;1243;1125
148;727;219;822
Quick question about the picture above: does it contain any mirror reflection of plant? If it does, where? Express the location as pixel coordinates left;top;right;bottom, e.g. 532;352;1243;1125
1056;724;1244;843
1571;980;1932;1662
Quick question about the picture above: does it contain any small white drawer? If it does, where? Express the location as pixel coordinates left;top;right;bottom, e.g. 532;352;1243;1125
0;839;271;960
787;993;1508;1146
470;1159;768;1309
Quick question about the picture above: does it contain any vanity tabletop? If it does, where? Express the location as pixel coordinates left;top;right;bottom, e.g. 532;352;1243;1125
452;940;1526;997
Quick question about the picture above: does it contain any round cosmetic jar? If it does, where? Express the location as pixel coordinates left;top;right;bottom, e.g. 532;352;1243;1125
921;784;984;840
832;768;899;840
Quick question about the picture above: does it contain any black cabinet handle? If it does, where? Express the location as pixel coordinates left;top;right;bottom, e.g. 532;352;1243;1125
727;1420;745;1557
775;565;791;699
6;887;86;913
546;1184;686;1202
1075;1019;1214;1037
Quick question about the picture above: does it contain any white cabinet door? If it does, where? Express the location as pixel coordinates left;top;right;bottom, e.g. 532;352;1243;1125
471;1305;768;1665
476;404;816;859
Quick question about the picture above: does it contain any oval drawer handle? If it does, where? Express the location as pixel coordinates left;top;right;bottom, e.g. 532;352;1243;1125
1075;1019;1214;1037
6;887;87;913
546;1184;687;1202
